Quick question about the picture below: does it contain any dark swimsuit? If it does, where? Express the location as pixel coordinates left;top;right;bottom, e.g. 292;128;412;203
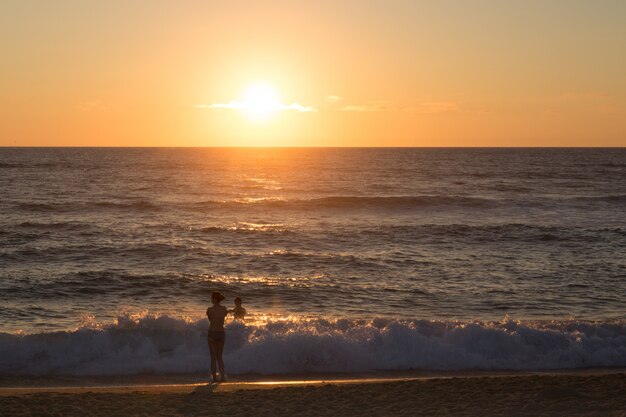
208;330;225;343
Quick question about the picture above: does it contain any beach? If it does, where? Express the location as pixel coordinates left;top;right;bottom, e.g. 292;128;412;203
1;371;625;416
3;1;626;414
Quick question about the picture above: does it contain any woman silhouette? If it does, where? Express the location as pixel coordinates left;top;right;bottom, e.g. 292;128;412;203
206;291;228;382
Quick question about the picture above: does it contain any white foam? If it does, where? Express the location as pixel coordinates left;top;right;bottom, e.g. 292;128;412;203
1;315;625;375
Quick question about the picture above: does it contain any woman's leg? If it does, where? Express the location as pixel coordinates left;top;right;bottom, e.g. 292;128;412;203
216;339;225;381
208;338;218;381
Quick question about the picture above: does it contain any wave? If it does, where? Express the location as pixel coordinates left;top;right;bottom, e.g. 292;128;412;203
15;202;69;213
16;200;159;213
206;196;496;210
1;315;624;376
198;223;292;234
0;162;57;169
0;162;22;168
93;201;158;210
3;222;624;266
599;162;626;168
16;221;91;231
356;223;626;242
12;194;626;216
13;196;495;214
572;195;626;204
0;161;98;169
145;221;626;240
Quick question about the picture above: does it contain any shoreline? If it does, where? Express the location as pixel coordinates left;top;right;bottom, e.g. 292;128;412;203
1;368;624;393
1;371;624;416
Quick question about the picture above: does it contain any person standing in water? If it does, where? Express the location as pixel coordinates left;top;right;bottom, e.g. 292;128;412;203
230;297;246;320
206;291;228;382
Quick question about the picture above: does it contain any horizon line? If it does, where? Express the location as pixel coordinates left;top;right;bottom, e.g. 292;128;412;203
1;146;625;149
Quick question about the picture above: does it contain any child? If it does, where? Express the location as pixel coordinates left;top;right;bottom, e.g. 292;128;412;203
231;297;246;320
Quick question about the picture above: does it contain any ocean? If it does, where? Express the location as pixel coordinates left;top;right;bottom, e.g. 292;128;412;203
1;147;625;375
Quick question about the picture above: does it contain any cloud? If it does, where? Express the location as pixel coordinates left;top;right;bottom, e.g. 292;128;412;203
325;95;342;103
341;102;392;112
194;101;317;112
403;101;459;114
339;100;460;113
284;103;318;112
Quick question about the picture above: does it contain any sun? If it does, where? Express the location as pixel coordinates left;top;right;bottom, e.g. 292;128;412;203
240;84;281;121
201;83;316;123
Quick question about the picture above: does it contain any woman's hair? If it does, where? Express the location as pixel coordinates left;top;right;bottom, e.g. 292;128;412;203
211;291;225;303
234;297;242;304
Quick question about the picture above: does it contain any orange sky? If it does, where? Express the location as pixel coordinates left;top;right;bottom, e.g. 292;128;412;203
1;1;625;147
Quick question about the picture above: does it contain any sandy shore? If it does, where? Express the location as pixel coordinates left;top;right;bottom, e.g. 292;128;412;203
1;372;624;416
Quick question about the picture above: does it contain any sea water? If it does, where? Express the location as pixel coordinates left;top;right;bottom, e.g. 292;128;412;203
1;147;625;375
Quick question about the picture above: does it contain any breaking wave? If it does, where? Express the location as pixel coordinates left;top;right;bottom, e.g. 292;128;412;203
1;315;624;376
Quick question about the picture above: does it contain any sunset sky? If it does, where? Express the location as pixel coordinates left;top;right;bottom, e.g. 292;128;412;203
1;0;625;147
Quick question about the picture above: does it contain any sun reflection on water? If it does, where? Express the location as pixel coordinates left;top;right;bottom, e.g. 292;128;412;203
226;222;288;232
209;273;325;288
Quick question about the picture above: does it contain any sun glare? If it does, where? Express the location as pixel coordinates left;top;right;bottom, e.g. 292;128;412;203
201;82;317;125
241;84;281;121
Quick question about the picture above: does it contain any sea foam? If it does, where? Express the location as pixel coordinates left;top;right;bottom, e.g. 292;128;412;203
1;315;624;376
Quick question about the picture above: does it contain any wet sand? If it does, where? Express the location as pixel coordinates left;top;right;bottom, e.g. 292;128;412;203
1;371;625;416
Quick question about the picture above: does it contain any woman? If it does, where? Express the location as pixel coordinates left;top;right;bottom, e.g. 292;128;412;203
206;291;228;382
